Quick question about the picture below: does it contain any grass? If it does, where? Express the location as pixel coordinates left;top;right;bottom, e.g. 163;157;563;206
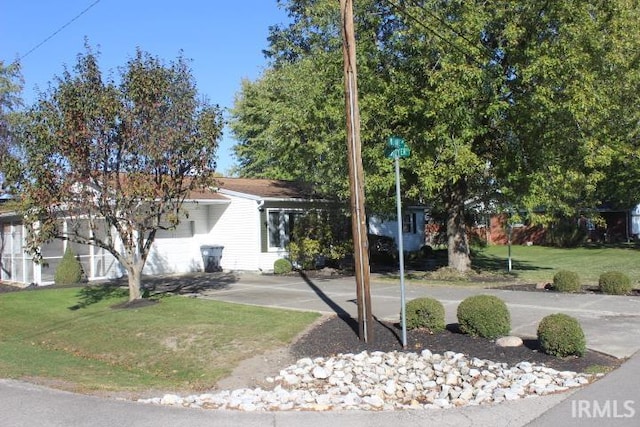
472;244;640;285
584;364;617;375
0;286;319;394
2;244;636;394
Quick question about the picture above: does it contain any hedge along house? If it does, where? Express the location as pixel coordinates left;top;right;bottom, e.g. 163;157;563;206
0;178;329;286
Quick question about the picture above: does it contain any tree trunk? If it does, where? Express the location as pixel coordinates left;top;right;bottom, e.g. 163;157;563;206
445;181;471;272
127;266;143;301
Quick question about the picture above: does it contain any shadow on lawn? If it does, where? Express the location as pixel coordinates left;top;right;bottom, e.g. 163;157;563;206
69;284;128;310
471;251;551;273
69;271;240;310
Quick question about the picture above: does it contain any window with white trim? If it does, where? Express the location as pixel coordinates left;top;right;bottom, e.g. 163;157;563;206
402;212;417;234
267;209;299;250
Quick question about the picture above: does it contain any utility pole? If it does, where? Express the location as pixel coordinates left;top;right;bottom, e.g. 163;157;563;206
340;0;373;343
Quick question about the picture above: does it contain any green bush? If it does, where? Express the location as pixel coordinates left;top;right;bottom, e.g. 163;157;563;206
273;258;293;275
54;246;84;285
405;297;445;332
552;270;581;293
598;271;632;295
457;295;510;339
288;237;321;270
537;313;586;357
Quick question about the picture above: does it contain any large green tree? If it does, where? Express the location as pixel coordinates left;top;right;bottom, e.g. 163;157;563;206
570;1;640;210
231;0;394;204
232;53;349;198
494;0;640;217
18;47;224;301
231;0;640;270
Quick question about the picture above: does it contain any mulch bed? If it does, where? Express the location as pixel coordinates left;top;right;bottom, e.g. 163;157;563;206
0;283;23;293
290;315;622;374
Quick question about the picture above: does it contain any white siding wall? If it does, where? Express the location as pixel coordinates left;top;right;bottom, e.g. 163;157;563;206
207;196;262;271
144;203;210;275
4;196;329;281
258;250;288;272
632;204;640;237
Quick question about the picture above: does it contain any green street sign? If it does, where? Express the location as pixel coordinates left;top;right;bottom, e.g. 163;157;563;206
397;146;410;157
385;136;410;159
387;136;406;149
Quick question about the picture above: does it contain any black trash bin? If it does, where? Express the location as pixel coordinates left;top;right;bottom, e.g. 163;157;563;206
200;245;224;272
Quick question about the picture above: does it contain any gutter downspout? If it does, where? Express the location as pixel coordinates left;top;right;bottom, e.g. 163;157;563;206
257;200;265;271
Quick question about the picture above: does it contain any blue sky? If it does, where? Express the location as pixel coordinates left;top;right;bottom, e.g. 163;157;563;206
1;0;289;174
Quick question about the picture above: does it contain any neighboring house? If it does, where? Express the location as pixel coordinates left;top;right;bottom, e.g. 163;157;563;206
467;203;640;246
368;207;427;252
468;214;546;246
595;204;640;243
0;178;330;286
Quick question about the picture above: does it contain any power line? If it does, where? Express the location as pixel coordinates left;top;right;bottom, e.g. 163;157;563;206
14;0;102;63
404;0;495;61
384;0;493;67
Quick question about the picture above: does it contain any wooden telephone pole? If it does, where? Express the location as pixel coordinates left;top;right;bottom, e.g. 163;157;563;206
340;0;373;343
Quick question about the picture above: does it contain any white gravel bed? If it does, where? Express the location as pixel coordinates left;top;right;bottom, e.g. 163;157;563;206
138;349;597;411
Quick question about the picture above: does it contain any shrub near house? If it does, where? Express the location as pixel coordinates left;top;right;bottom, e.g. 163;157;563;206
274;258;293;275
54;247;84;286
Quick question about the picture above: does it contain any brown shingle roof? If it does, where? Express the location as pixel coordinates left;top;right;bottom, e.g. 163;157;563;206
187;188;228;201
0;178;315;206
217;178;317;199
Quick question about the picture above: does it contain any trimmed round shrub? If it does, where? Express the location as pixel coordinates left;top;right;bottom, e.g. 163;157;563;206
405;297;445;333
456;295;510;339
54;246;84;285
537;313;586;357
273;258;293;275
598;271;632;295
552;270;581;293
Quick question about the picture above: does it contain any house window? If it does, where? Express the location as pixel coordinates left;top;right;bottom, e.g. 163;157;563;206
403;213;417;234
267;210;298;250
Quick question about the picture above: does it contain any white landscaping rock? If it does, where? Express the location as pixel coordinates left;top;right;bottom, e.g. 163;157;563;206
139;349;594;412
312;366;330;379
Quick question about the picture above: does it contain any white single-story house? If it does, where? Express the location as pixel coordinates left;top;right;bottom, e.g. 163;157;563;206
0;178;428;286
0;178;329;285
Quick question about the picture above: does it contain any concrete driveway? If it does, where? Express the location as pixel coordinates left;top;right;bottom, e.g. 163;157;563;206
198;271;640;358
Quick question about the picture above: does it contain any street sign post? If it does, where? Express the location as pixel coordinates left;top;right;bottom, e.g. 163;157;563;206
386;136;410;348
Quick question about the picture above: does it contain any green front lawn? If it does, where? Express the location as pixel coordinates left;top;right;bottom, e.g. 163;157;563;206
0;287;319;394
473;244;640;285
